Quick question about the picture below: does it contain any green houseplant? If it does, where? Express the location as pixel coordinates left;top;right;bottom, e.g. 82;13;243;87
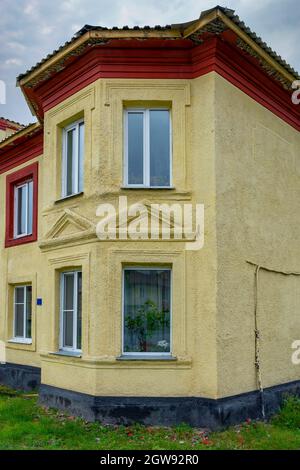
125;300;170;352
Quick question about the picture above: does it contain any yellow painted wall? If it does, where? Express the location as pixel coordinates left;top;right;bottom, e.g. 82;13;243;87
214;74;300;398
1;72;299;401
0;158;42;369
0;74;219;399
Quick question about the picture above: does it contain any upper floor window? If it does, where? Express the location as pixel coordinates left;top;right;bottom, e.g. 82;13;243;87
14;180;33;238
5;162;38;248
62;119;84;198
124;109;171;188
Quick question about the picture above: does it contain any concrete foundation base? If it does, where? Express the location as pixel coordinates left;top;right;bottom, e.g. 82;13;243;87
0;362;41;391
39;380;300;430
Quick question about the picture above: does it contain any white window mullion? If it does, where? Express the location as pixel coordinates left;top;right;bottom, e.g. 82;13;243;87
73;126;79;195
169;111;173;187
14;187;18;238
62;132;67;197
144;109;150;187
124;111;129;186
24;183;28;236
59;275;64;350
13;288;17;338
23;286;27;339
73;272;78;351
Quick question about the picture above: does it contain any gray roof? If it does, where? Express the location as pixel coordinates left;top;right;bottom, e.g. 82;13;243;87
17;5;299;83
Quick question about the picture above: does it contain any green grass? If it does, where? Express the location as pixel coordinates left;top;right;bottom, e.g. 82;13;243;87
0;386;300;449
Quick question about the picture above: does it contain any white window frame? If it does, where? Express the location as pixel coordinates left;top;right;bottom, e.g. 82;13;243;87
60;270;82;353
14;180;33;239
62;119;84;198
122;266;172;357
13;285;32;343
124;108;172;188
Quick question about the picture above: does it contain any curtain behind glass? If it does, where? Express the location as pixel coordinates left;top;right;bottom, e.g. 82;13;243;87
124;269;171;353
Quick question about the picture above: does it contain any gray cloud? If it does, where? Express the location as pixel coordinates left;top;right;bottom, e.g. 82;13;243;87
0;0;299;124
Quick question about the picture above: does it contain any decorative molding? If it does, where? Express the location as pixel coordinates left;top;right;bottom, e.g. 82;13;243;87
108;247;187;358
104;81;191;107
40;208;96;251
46;85;96;118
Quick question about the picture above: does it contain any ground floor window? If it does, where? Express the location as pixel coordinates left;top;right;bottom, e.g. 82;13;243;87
14;285;32;341
123;268;171;355
60;271;82;352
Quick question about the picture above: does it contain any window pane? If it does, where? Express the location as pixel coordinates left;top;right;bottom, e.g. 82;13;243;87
63;311;74;348
15;286;24;304
150;110;170;187
15;303;24;337
17;185;26;235
78;123;84;193
63;274;74;311
27;181;33;235
66;129;75;196
77;272;82;350
123;269;171;353
25;286;32;339
127;112;144;185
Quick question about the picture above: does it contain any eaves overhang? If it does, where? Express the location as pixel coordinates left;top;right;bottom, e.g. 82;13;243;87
15;6;300;123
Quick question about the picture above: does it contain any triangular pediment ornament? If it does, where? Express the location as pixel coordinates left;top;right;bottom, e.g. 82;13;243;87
39;208;96;251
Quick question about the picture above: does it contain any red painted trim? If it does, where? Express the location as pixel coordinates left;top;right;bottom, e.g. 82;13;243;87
5;162;38;248
0;131;43;175
23;37;299;131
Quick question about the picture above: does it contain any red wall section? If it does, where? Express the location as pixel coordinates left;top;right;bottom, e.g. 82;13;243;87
25;37;299;132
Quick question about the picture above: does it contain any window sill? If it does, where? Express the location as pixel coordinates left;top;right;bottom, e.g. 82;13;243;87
121;186;175;190
117;355;177;362
50;350;82;358
5;235;37;248
8;338;32;345
54;192;84;204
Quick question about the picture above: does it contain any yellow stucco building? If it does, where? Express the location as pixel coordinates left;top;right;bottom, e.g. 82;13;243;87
0;6;299;428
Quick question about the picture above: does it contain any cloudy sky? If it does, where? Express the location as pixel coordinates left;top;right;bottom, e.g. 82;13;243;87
0;0;299;124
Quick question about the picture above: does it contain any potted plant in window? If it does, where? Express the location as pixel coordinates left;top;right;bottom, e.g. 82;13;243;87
125;300;170;352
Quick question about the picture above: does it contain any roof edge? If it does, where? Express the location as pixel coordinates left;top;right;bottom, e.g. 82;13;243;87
17;28;182;87
216;9;297;84
0;122;42;149
16;6;299;106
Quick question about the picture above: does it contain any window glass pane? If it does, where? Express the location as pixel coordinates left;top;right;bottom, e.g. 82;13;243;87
77;272;82;350
150;110;170;187
66;129;75;196
17;185;27;235
123;269;171;353
27;181;33;235
25;286;32;339
15;303;24;337
78;123;84;193
127;112;144;185
63;311;74;348
15;286;24;304
63;274;74;311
